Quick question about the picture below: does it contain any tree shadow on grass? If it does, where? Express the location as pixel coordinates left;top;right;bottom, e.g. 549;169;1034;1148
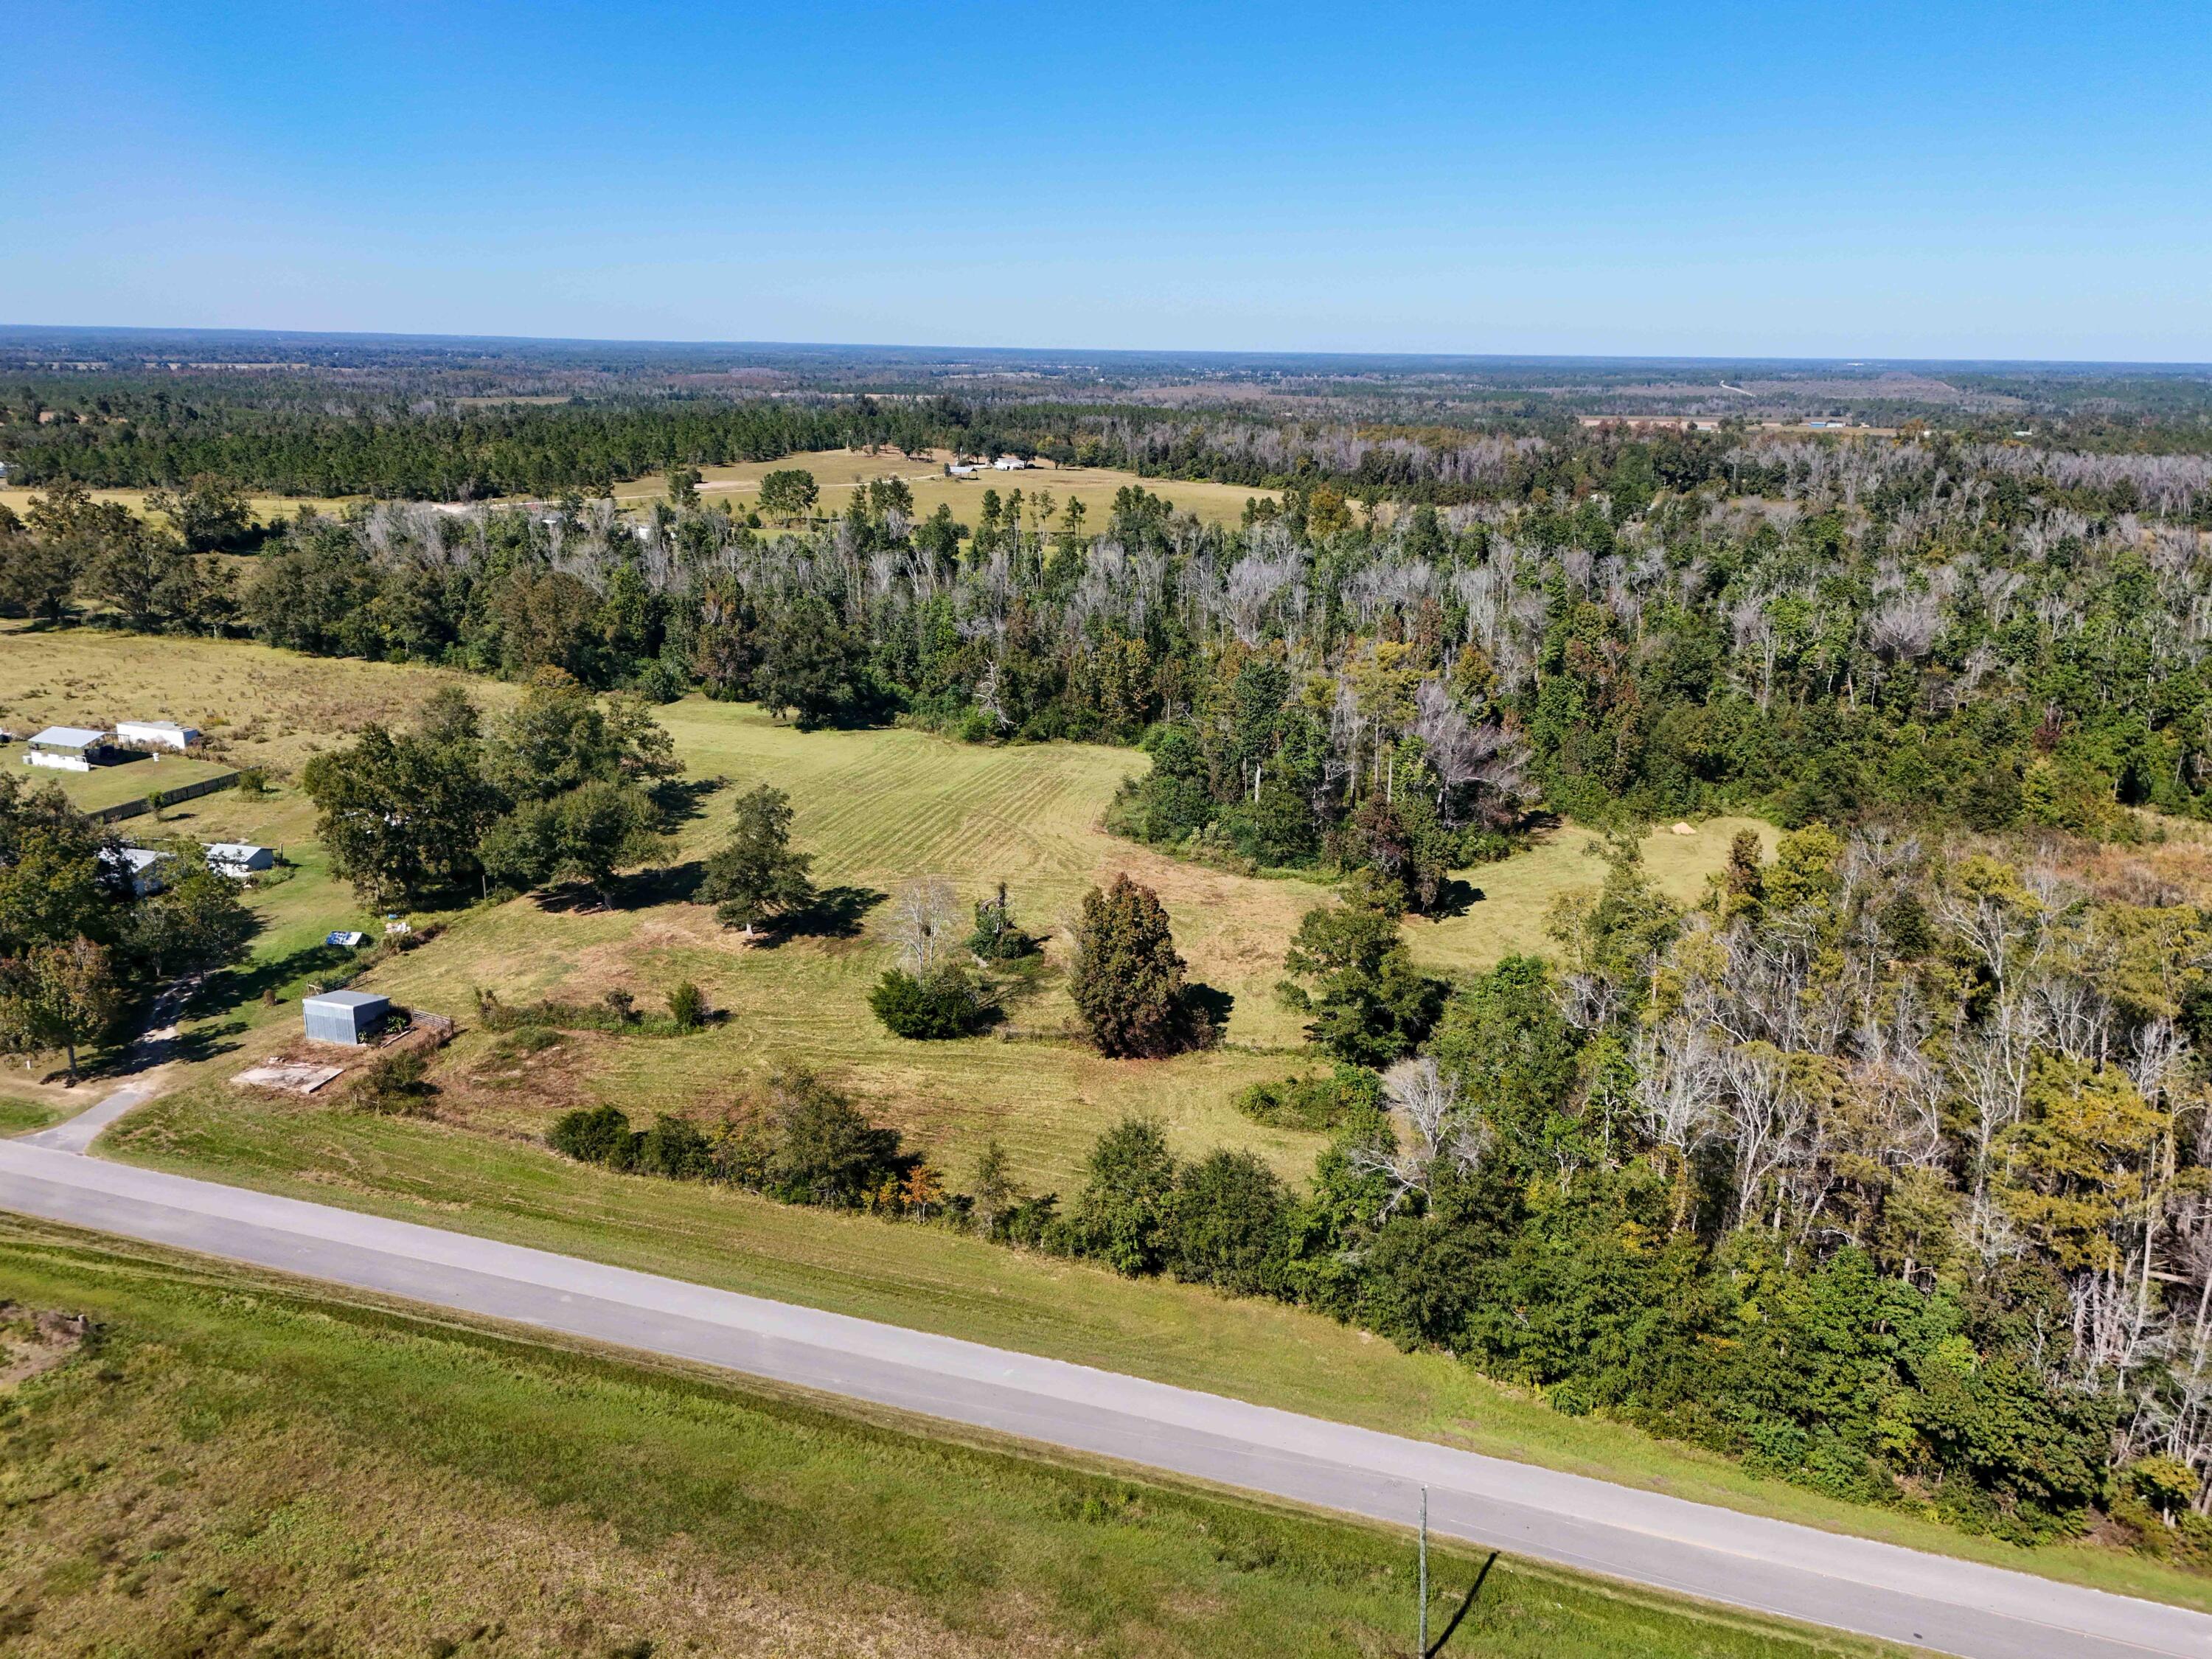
652;774;727;829
1183;981;1235;1044
619;859;708;908
204;941;358;1010
1424;877;1484;920
756;883;887;947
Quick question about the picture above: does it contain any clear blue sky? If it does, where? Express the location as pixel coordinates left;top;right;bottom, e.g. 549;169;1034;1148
8;1;2208;360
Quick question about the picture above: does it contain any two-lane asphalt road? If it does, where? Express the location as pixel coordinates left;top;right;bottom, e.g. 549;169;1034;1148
2;1138;2208;1659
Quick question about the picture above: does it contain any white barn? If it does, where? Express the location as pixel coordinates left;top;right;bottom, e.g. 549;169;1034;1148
24;726;113;773
115;720;199;752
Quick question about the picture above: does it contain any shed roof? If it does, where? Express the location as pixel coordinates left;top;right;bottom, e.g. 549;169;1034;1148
29;726;108;748
303;990;389;1010
206;842;268;859
119;720;191;734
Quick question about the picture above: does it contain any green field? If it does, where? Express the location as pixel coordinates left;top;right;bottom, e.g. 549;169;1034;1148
20;753;234;815
0;1217;1906;1659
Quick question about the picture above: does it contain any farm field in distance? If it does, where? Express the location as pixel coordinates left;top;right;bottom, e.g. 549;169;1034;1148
1;446;1275;534
610;446;1277;529
0;1217;1910;1659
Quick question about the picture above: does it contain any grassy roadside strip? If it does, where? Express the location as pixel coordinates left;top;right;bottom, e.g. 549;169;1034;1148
100;1083;2212;1617
0;1217;1897;1659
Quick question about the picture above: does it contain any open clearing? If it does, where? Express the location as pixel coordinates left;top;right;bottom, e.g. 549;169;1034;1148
0;1219;1897;1659
614;447;1275;529
1;446;1273;532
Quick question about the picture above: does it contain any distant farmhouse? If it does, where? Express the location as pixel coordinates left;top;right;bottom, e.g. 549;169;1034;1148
115;719;200;752
24;726;114;773
992;455;1030;470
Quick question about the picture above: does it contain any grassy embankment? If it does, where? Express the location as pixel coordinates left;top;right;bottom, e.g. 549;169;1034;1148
0;1217;1904;1659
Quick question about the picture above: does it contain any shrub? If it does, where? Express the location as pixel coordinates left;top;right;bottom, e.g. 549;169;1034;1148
1234;1063;1385;1130
1165;1150;1290;1296
355;1051;434;1116
1069;1117;1177;1275
635;1113;713;1179
869;963;994;1039
667;980;707;1032
966;882;1038;961
236;767;269;798
548;1103;639;1169
761;1071;905;1206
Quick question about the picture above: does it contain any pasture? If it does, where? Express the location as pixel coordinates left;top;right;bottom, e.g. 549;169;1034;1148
613;446;1276;529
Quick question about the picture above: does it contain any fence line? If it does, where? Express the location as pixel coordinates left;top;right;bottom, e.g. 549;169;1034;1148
88;770;240;824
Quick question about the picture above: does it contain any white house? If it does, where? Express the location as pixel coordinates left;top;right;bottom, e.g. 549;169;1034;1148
992;455;1029;470
100;846;175;897
205;842;274;878
115;720;199;752
24;726;113;773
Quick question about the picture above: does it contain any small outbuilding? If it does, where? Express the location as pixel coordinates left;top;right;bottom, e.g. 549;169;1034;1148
206;842;274;877
100;845;175;897
25;726;114;772
302;990;391;1046
115;720;199;752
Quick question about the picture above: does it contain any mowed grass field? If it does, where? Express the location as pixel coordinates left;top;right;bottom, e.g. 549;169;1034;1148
22;753;234;815
0;484;355;526
0;1220;1905;1659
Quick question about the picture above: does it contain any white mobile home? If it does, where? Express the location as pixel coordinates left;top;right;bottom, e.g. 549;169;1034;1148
24;726;113;773
115;720;199;752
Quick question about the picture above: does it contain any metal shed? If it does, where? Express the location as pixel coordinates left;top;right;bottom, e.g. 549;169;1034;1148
302;990;390;1046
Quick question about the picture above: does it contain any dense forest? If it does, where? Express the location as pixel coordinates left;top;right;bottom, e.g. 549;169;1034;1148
14;397;2212;1550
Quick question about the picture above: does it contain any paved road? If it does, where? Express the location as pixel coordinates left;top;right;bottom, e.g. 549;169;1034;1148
2;1141;2208;1659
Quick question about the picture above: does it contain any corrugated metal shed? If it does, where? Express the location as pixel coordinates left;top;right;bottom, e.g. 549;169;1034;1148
302;990;391;1046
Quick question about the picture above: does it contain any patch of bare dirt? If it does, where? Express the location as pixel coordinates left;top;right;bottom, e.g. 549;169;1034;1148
0;1304;91;1387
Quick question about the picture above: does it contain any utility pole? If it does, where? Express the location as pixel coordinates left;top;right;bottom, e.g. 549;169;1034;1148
1417;1485;1428;1656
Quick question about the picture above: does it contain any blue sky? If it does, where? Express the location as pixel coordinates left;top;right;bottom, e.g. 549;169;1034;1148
7;1;2208;359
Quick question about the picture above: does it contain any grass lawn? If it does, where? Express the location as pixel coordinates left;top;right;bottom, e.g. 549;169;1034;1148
0;1216;1907;1659
29;753;234;815
102;1084;2212;1617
